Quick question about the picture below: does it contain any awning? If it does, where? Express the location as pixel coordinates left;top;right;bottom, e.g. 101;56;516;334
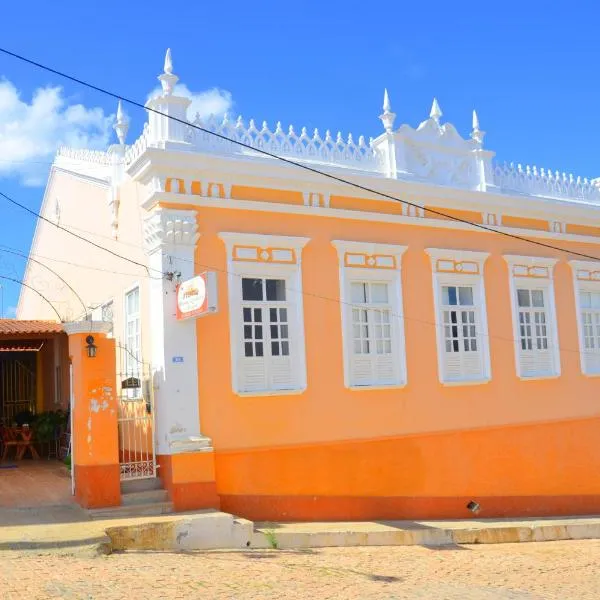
0;342;45;352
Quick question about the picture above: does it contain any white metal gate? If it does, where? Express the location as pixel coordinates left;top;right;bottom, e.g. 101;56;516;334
116;342;156;480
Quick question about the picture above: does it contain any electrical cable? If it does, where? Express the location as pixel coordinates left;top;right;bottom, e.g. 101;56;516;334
0;274;62;321
1;46;600;262
0;246;87;317
0;47;594;358
0;190;162;276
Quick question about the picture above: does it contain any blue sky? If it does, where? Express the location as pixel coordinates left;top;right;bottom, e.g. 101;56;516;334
0;0;598;317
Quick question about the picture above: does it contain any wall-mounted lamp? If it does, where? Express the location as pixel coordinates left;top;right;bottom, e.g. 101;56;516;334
466;500;481;514
85;335;97;358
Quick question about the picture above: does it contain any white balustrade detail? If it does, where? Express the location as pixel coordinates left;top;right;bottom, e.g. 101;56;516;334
56;146;113;165
184;114;381;172
493;162;600;202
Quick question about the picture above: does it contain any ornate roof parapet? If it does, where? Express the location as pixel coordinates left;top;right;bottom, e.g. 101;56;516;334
493;163;600;202
185;113;380;172
56;147;113;165
371;98;495;189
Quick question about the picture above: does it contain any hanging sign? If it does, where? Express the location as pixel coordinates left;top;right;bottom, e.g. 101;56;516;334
176;271;218;320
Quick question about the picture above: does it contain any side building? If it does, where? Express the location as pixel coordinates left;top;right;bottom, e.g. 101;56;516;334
18;50;600;520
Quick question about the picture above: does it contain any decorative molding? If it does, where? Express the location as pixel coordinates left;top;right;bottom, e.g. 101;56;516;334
331;240;407;269
219;232;309;263
232;246;296;264
549;220;566;234
63;320;113;335
503;255;558;279
569;260;600;282
483;212;502;226
149;194;600;246
425;248;490;274
143;208;199;253
302;192;330;208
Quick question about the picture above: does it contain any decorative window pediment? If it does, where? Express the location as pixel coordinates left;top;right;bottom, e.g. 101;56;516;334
332;240;407;389
504;255;560;379
426;248;491;385
219;232;309;395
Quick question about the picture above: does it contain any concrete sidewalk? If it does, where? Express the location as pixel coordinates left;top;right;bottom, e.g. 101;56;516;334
2;505;600;555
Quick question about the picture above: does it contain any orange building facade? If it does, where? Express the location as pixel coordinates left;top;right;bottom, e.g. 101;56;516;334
18;51;600;520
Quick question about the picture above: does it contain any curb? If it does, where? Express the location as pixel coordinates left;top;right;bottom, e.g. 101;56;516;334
101;514;600;553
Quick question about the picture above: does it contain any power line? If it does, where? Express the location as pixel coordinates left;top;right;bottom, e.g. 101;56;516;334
0;47;595;359
0;244;160;279
0;190;163;276
0;246;87;317
0;274;62;321
1;46;600;263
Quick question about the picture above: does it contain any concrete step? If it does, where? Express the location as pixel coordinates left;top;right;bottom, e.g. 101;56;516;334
88;501;174;521
122;489;169;506
121;478;162;494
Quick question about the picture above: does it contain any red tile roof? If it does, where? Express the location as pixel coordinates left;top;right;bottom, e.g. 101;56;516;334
0;320;63;335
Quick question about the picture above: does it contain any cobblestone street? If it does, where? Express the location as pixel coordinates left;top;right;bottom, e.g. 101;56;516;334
1;539;599;599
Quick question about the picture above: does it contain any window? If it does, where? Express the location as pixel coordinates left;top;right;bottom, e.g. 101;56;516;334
505;256;560;379
220;232;309;395
124;288;141;395
332;240;407;388
569;261;600;375
427;249;491;385
579;291;600;373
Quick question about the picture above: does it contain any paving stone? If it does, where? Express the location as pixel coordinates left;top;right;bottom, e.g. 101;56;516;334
1;539;600;599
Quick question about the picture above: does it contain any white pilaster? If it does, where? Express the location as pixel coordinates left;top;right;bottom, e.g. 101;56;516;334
144;207;212;455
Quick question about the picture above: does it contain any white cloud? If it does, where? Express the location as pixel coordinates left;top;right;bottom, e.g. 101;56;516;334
0;79;235;187
149;83;233;121
0;79;113;186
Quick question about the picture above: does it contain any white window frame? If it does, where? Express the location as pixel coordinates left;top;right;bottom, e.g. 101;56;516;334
219;232;309;396
426;249;491;386
569;260;600;377
123;284;142;398
332;240;407;390
504;255;560;380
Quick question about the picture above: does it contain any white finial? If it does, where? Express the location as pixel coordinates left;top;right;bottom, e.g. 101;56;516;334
158;48;178;95
383;88;391;112
471;109;485;145
113;100;129;145
430;98;442;122
379;88;396;133
164;48;173;75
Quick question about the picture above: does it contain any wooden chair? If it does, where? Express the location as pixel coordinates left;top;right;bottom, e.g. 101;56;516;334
0;427;25;461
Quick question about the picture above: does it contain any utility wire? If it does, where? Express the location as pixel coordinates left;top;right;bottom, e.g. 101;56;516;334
0;47;595;358
0;246;87;317
0;190;162;276
0;274;62;321
1;46;600;263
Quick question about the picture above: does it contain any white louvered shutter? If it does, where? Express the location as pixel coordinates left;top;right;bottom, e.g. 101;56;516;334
348;282;400;387
516;288;555;377
440;285;484;382
579;292;600;374
238;277;298;393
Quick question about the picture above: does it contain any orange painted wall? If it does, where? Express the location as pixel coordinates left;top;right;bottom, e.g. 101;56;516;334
217;415;600;520
69;332;120;508
178;201;600;519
